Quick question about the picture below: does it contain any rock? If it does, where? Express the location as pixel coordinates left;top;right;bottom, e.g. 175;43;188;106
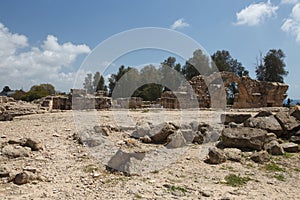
131;121;151;139
106;149;145;174
244;115;283;136
192;132;204;144
290;136;300;144
0;167;9;178
21;138;43;151
150;122;177;144
165;130;186;149
12;171;40;185
13;172;30;185
221;114;251;125
223;148;242;162
254;111;273;118
250;151;270;164
265;133;278;144
280;142;299;153
207;147;226;164
221;127;268;151
181;129;197;144
1;145;30;158
275;111;300;132
0;111;14;121
264;141;284;155
228;122;243;128
141;135;152;143
289;105;300;121
93;125;110;136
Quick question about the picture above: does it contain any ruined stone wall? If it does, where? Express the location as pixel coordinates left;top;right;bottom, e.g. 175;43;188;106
159;72;288;109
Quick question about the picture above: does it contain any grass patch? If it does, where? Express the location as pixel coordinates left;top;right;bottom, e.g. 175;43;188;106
83;164;98;173
224;174;251;187
134;194;142;199
264;163;285;172
294;168;300;172
274;174;285;181
169;185;187;194
141;109;149;113
282;152;294;159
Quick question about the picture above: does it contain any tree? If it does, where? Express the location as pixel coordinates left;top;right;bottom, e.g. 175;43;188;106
161;57;182;91
211;50;249;77
93;72;107;92
83;73;93;94
255;51;265;81
108;65;133;96
182;49;211;80
257;49;288;83
40;83;55;95
1;86;11;93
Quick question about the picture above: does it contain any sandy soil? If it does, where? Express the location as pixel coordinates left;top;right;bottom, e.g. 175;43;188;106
0;110;299;199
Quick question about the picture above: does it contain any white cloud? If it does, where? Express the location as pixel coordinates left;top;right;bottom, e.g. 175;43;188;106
170;18;190;30
281;0;299;5
0;22;91;92
235;1;279;26
281;3;300;43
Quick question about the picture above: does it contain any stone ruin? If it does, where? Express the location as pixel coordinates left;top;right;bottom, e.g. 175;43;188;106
41;89;111;111
159;72;288;109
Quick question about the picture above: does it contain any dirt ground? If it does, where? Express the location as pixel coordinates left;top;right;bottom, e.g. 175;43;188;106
0;109;299;199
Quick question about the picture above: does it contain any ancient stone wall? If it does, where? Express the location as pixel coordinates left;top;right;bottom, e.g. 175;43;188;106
159;72;288;109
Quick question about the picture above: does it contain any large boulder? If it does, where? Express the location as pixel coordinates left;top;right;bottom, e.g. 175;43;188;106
207;147;226;164
221;114;251;125
250;151;270;164
131;121;152;139
264;140;284;155
290;136;300;144
1;145;30;158
280;142;299;153
244;115;283;136
289;105;300;121
150;122;177;144
275;111;300;132
223;148;242;162
221;127;268;151
165;130;187;149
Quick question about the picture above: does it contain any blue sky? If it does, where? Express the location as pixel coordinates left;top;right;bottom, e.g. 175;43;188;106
0;0;299;99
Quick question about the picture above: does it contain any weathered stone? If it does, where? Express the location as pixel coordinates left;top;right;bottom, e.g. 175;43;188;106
166;130;187;149
94;126;110;136
150;122;177;144
289;105;300;121
250;151;270;164
13;172;30;185
207;147;226;164
21;138;43;151
244;115;283;136
141;135;152;143
280;142;299;153
221;114;251;125
264;141;284;155
1;145;30;158
254;111;273;118
0;111;14;121
131;121;151;139
228;122;243;128
290;135;300;144
223;148;242;162
181;129;197;144
221;127;268;151
192;132;204;144
265;133;278;144
0;167;9;178
106;149;145;174
275;111;300;132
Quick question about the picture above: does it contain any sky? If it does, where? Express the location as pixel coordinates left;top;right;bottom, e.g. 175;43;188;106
0;0;299;98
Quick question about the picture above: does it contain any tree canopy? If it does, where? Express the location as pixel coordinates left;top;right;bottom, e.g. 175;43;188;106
256;49;288;83
211;50;249;77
